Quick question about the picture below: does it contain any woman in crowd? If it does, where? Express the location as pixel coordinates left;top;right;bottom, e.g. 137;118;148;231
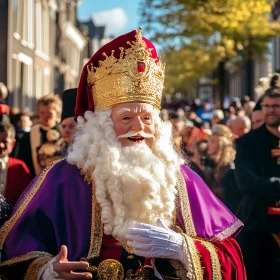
203;124;236;202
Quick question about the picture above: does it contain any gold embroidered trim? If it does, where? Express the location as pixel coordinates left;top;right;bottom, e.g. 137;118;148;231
0;159;62;250
272;234;280;247
209;219;243;242
184;234;203;280
177;171;197;237
80;167;93;184
24;256;52;280
198;240;222;280
0;251;52;267
87;180;103;258
170;233;203;280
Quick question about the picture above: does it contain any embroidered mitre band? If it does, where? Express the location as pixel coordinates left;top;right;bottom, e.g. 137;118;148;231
86;28;164;111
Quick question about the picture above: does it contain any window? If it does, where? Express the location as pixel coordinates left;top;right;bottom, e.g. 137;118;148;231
35;1;49;57
22;0;34;47
12;0;22;39
35;1;42;52
42;4;50;55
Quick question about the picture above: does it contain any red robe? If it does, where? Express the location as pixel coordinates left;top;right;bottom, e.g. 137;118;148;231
3;157;31;205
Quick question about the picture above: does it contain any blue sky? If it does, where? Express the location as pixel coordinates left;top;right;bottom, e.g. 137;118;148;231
77;0;142;37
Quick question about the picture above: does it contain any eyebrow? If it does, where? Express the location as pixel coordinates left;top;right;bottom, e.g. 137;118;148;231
117;107;153;114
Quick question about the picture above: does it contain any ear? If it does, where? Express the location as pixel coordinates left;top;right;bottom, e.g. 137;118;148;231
11;139;16;148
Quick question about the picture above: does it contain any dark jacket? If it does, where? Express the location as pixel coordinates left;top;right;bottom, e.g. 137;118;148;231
235;124;280;232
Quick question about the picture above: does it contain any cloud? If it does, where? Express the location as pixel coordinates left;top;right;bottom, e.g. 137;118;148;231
92;8;128;37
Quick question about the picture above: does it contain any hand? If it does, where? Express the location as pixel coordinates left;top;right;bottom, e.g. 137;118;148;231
126;220;186;263
53;245;92;279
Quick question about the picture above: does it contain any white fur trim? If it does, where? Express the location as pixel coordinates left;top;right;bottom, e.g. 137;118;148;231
37;257;59;280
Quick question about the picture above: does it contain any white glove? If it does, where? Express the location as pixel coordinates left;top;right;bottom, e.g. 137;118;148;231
126;219;187;264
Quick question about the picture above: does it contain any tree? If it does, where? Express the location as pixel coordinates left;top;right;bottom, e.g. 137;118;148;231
139;0;280;101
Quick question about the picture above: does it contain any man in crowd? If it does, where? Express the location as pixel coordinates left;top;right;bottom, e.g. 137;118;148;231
0;123;30;205
11;112;33;157
18;94;62;178
0;28;245;279
60;88;77;149
251;110;264;130
227;115;251;138
235;88;280;279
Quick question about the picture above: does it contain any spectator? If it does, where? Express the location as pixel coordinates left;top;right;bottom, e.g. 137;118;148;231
234;88;280;279
251;110;264;130
196;102;213;123
0;123;30;205
203;124;236;202
241;95;251;108
244;101;256;119
60;88;77;153
18;94;62;178
227;115;251;138
223;106;236;124
189;140;208;180
210;109;224;127
230;97;242;114
11;113;32;157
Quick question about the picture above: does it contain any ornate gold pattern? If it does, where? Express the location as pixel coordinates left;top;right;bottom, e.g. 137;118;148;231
87;27;165;110
87;180;104;258
24;256;52;280
97;259;124;280
0;251;52;267
0;159;62;250
198;240;222;280
177;171;197;237
80;167;93;184
209;219;243;242
170;233;203;280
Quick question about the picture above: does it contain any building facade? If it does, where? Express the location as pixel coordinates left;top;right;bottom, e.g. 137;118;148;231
0;0;87;113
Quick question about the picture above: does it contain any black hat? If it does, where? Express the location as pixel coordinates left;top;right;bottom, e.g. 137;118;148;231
61;88;77;122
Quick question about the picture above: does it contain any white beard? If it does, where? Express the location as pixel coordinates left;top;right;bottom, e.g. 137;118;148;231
103;143;176;243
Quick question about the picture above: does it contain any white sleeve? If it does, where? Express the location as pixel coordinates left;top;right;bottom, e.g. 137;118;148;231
37;257;59;280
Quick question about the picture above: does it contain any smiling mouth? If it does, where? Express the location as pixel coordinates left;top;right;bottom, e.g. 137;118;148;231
127;137;145;142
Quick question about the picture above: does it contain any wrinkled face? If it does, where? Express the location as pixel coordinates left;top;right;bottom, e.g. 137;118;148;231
0;131;15;158
251;110;264;130
261;96;280;127
207;135;220;156
111;103;156;147
61;116;76;144
38;104;59;128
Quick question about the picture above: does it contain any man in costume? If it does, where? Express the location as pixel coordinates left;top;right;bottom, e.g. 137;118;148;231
0;28;245;279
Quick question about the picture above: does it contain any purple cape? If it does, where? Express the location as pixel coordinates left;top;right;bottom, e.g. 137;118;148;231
0;159;242;262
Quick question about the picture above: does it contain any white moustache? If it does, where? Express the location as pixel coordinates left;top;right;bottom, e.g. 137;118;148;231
117;130;155;140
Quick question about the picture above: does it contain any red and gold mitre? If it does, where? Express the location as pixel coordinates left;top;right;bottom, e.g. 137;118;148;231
75;28;165;118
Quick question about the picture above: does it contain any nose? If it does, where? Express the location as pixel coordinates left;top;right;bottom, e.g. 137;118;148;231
132;117;145;131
